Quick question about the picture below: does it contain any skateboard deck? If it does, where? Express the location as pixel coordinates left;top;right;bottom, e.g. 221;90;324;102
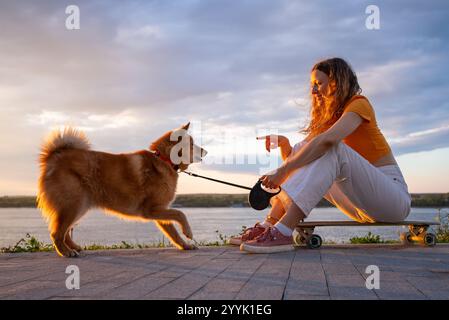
297;220;439;227
294;220;440;248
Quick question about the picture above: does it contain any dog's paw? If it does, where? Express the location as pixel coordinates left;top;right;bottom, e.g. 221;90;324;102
55;244;80;258
183;227;193;240
60;249;80;258
182;243;198;250
70;245;83;252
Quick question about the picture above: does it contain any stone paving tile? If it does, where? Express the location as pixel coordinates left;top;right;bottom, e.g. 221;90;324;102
328;286;378;300
218;255;268;281
354;265;405;281
140;249;236;300
187;256;268;300
0;280;65;300
322;262;360;275
0;257;73;288
48;280;120;299
192;277;244;294
99;274;179;299
188;256;267;300
374;280;427;300
284;280;329;298
0;270;58;288
354;264;437;280
1;245;449;300
33;265;125;284
405;275;449;300
388;265;445;278
188;277;246;300
211;248;243;259
142;273;214;299
320;250;351;264
151;267;192;278
326;273;370;288
285;251;329;297
326;273;378;300
292;248;321;262
188;291;238;300
284;293;331;300
234;252;294;300
48;296;94;300
190;258;239;278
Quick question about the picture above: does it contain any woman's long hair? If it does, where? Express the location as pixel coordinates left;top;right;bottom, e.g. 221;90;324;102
302;57;362;139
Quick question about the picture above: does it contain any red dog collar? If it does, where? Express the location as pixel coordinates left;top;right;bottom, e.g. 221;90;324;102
154;150;179;172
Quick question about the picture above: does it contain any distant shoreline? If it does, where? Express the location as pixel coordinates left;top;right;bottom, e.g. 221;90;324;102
1;193;448;208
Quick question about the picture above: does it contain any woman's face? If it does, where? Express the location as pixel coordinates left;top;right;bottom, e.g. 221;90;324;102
310;69;335;107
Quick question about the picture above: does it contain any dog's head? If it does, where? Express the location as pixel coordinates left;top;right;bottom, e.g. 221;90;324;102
150;122;207;171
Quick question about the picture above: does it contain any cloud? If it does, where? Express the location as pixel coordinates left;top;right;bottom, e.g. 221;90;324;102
26;109;141;131
115;25;164;47
390;124;449;155
0;0;448;194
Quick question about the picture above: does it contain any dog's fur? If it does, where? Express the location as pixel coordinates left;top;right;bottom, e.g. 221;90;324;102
37;123;206;257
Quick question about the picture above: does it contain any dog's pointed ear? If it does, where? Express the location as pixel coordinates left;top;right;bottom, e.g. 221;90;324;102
181;122;190;131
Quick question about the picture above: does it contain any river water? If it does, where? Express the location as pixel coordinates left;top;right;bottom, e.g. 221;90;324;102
0;207;445;247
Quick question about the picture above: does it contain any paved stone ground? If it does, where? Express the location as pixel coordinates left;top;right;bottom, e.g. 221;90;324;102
1;244;449;300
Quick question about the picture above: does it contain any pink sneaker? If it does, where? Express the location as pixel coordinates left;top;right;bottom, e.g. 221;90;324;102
240;226;294;253
228;223;267;246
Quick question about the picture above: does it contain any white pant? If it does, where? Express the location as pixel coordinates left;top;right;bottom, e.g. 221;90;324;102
276;142;411;223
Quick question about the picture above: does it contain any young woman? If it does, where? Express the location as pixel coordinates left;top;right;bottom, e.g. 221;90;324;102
231;57;411;253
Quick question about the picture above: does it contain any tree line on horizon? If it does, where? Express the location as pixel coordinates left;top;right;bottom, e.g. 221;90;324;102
0;193;448;208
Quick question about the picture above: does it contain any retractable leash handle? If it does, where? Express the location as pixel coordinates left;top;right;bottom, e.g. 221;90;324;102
248;180;281;211
183;171;281;211
260;183;281;194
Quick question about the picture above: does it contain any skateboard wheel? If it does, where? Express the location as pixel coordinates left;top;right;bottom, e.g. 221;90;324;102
400;232;413;245
293;233;301;246
293;233;306;246
423;233;437;247
307;235;322;249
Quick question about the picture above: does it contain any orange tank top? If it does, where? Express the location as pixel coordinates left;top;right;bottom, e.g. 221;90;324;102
342;95;392;164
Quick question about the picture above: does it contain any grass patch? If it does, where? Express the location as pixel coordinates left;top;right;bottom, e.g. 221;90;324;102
1;233;53;253
82;241;168;251
436;225;449;243
349;232;396;244
1;230;230;254
435;209;449;243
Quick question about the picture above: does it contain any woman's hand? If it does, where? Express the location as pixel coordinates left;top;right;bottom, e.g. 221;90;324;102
256;135;290;152
260;166;289;189
257;135;292;160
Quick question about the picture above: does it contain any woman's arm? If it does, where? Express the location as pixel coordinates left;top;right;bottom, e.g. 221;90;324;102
284;112;363;172
280;139;292;161
260;112;364;189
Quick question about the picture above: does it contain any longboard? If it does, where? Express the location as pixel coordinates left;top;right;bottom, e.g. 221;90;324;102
294;220;440;249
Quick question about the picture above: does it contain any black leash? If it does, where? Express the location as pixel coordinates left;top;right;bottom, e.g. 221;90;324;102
182;171;252;191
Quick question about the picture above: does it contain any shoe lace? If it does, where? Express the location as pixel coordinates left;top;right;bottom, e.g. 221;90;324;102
256;227;276;242
242;223;262;236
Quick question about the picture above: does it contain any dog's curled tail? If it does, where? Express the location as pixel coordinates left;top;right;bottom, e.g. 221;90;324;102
38;127;90;231
39;127;90;164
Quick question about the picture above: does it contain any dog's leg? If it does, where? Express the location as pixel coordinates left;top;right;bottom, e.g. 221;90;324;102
155;221;197;250
50;207;85;258
65;231;83;252
143;208;193;240
51;220;79;258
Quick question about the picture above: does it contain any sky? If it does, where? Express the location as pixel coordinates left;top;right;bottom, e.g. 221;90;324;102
0;0;448;195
